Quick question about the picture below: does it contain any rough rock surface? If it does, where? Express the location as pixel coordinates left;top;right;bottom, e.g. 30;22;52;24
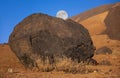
95;46;112;55
104;3;120;40
9;13;96;71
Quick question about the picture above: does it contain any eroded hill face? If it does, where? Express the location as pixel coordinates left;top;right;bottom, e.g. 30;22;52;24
80;11;108;36
72;3;120;39
71;2;120;51
104;3;120;40
72;4;114;23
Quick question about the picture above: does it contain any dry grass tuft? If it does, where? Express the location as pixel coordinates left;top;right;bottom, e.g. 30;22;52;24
35;56;94;74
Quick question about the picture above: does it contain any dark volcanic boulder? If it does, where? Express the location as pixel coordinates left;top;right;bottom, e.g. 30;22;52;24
9;13;96;71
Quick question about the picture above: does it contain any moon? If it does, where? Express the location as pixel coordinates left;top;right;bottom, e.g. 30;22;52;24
56;10;68;20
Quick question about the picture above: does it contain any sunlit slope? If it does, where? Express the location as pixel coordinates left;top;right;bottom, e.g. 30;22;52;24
71;2;120;52
72;4;114;22
80;11;108;36
0;44;25;72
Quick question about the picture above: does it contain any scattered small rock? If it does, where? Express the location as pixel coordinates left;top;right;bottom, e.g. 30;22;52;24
7;68;13;73
94;70;97;73
95;46;112;55
108;69;112;72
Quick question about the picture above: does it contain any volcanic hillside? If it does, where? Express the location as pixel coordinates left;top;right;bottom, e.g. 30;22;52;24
71;2;120;52
72;4;114;22
72;3;120;37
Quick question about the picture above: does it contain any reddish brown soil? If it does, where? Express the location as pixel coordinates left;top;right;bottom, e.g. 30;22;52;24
0;44;120;78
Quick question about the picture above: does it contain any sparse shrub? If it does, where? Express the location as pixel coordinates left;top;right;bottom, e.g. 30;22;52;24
35;56;96;74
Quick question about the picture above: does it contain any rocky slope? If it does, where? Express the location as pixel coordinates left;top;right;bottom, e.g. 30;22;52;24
104;3;120;40
72;3;120;38
72;4;114;23
71;2;120;52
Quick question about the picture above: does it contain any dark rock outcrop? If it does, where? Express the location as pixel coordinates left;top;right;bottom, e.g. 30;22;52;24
104;3;120;40
9;13;96;71
95;46;112;55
